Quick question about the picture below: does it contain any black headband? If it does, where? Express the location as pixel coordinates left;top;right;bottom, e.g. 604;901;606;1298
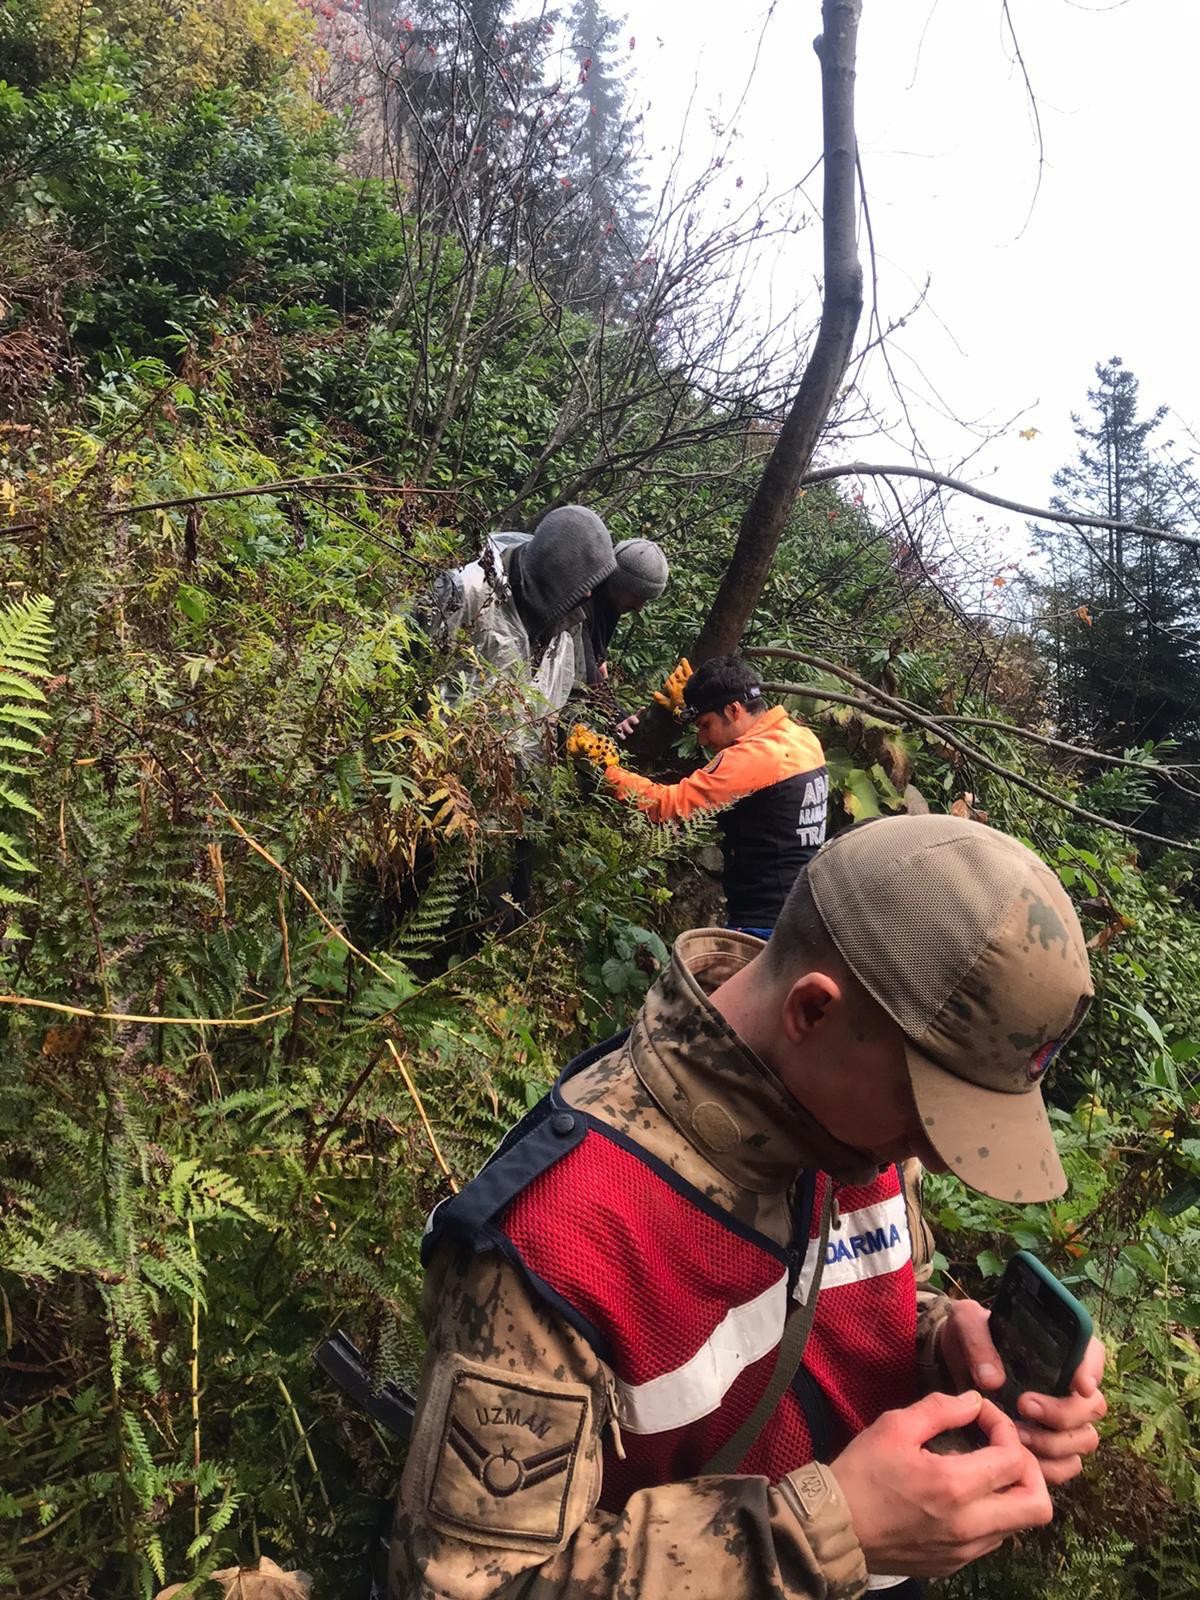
681;683;764;723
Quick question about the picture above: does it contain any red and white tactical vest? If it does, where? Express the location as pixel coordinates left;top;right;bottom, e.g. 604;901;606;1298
424;1037;919;1509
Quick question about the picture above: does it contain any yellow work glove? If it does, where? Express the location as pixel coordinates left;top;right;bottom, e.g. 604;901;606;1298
567;723;620;771
652;657;693;716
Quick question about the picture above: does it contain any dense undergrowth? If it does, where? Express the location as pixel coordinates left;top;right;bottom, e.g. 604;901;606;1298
3;2;1200;1595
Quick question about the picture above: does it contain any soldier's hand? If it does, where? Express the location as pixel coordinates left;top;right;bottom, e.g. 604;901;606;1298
567;723;621;770
939;1300;1107;1485
829;1389;1053;1578
652;657;693;715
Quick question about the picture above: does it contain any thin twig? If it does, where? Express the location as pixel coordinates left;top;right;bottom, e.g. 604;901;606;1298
278;888;292;990
1000;0;1046;239
274;1376;332;1515
0;995;294;1027
304;1042;389;1175
16;1563;90;1598
1;465;463;534
387;1038;459;1192
216;805;398;987
188;1217;202;1542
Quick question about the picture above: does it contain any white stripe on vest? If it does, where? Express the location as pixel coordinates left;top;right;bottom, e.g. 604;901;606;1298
614;1272;790;1435
794;1192;911;1304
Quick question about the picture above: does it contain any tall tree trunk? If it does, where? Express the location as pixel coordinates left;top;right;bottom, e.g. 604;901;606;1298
691;0;864;662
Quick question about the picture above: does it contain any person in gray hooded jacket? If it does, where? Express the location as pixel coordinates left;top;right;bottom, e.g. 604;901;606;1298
424;506;616;725
577;537;670;688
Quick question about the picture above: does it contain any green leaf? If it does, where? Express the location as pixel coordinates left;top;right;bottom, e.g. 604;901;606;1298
976;1248;1005;1281
0;833;36;873
842;767;882;821
600;957;630;994
175;583;211;625
0;671;45;701
869;762;904;807
1109;1261;1139;1296
0;703;50;729
0;784;37;818
1134;1003;1167;1050
0;735;42;757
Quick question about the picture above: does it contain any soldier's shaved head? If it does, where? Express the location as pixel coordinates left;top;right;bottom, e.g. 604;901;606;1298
762;870;845;981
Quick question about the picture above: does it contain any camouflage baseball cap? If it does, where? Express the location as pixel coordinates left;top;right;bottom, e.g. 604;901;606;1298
807;814;1094;1202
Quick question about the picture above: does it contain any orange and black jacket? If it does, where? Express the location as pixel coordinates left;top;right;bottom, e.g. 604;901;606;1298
605;705;829;929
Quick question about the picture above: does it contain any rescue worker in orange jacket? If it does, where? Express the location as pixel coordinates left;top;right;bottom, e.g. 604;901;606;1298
571;656;829;936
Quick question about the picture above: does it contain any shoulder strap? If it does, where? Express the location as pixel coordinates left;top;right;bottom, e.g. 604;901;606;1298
422;1037;629;1267
701;1186;834;1476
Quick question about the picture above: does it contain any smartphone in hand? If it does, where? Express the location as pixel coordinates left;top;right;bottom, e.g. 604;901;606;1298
989;1250;1093;1414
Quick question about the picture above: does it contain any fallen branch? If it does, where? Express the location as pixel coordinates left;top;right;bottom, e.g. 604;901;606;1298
0;994;294;1027
935;713;1200;786
1;467;464;535
749;647;1200;856
750;649;1199;779
757;677;904;725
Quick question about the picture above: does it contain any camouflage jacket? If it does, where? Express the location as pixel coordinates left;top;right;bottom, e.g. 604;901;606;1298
390;930;951;1600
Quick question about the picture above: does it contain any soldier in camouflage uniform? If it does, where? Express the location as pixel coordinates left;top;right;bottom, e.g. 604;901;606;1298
391;816;1107;1600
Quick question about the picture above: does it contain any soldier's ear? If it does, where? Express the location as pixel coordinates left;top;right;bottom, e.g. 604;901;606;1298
780;972;843;1042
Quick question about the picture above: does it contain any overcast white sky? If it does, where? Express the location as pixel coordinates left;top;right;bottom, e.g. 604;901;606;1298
623;0;1198;576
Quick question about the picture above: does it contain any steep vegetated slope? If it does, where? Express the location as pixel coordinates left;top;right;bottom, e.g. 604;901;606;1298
2;2;1200;1595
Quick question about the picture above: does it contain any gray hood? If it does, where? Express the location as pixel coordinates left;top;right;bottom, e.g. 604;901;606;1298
519;505;617;633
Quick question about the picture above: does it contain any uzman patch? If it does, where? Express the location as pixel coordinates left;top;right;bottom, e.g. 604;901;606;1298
428;1367;589;1544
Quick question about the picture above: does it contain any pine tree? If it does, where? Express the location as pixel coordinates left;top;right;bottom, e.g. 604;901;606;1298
1036;359;1200;760
558;0;647;305
366;0;564;233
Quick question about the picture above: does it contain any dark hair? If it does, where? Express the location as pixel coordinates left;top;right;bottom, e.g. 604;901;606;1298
762;868;846;981
682;655;767;720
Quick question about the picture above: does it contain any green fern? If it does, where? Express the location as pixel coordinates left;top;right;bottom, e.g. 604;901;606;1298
0;592;53;672
0;594;52;915
166;1157;267;1225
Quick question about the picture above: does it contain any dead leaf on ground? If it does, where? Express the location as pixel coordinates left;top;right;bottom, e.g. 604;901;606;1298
156;1557;312;1600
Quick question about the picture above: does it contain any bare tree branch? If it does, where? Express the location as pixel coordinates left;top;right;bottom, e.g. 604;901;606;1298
999;0;1046;239
800;462;1200;551
0;468;469;534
